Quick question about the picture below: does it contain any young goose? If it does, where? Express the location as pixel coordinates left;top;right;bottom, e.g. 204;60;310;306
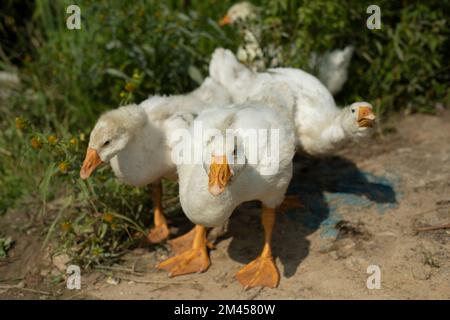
219;2;274;72
157;103;296;289
209;48;376;156
80;77;232;245
219;2;353;95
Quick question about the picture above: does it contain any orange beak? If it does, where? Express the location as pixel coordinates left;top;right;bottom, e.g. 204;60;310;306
80;147;103;179
219;14;232;26
357;106;376;128
208;155;233;196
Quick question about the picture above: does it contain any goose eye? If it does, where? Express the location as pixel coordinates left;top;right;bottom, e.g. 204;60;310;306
351;109;355;113
103;140;110;147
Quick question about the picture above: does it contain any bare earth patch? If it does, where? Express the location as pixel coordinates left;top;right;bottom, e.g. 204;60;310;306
1;112;449;299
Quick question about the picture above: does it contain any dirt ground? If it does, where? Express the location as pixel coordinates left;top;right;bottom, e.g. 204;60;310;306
1;111;449;300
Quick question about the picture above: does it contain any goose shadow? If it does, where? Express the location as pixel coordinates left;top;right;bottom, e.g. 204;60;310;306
221;154;398;278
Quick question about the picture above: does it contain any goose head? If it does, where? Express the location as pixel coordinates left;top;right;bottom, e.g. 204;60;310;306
341;102;376;139
219;1;257;26
80;105;146;179
203;135;247;196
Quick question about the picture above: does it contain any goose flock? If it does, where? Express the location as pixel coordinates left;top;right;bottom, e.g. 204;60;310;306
80;26;376;290
219;1;355;95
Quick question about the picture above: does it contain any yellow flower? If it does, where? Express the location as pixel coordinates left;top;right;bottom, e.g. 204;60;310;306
58;162;69;173
30;137;42;150
102;213;114;223
47;135;58;145
92;247;101;256
119;91;126;98
79;133;86;142
15;117;26;130
124;82;135;92
5;16;14;27
132;72;141;81
60;222;71;232
69;137;78;146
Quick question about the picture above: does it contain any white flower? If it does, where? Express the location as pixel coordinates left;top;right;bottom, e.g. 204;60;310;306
243;30;258;43
237;47;248;62
245;43;260;60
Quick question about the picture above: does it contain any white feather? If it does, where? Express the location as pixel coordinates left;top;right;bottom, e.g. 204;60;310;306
177;103;295;227
315;46;354;95
209;48;374;156
87;77;233;187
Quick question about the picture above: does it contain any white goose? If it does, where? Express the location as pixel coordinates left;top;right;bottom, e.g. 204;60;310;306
209;48;376;156
80;77;232;246
157;103;296;289
219;1;273;72
219;1;354;95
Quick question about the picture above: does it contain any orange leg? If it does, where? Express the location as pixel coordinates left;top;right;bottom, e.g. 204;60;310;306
157;225;210;277
236;205;280;289
147;181;170;244
167;227;196;254
168;227;215;254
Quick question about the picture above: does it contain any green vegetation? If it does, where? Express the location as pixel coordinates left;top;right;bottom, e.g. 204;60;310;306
0;236;14;258
0;0;448;267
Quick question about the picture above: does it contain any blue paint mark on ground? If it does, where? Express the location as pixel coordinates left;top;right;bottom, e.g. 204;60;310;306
285;156;400;239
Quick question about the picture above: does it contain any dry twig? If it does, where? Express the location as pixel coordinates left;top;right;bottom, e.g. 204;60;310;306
113;274;197;286
415;223;450;232
94;265;143;276
0;284;52;296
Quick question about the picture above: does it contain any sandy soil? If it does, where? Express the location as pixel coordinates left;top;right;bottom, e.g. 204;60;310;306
1;112;449;300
